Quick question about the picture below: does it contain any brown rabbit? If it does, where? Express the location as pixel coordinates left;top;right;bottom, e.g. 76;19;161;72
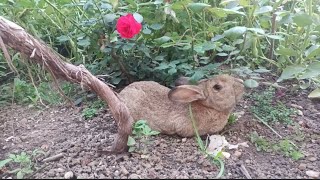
119;74;245;137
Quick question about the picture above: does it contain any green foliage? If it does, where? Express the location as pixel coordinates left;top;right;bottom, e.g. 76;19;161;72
81;99;105;120
0;77;78;106
273;139;304;161
0;150;45;179
127;120;160;153
250;131;271;152
251;87;295;124
249;132;304;161
1;0;320;97
227;113;237;125
188;104;224;178
82;107;97;120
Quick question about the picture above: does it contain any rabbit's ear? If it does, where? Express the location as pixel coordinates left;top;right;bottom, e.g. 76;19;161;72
168;85;205;103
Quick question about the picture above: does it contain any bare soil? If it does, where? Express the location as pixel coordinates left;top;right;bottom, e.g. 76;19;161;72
0;81;319;179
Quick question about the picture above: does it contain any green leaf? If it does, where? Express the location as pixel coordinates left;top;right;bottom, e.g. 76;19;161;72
290;151;304;161
307;62;320;71
254;68;270;73
239;0;249;6
127;136;136;146
111;77;122;84
222;8;246;16
17;171;24;179
298;69;320;79
276;48;298;56
56;35;70;43
187;3;211;12
308;88;320;99
133;13;143;23
247;28;265;35
154;36;171;43
208;8;227;17
150;23;164;30
305;45;320;59
154;55;165;61
0;159;12;168
168;68;177;75
265;34;284;40
142;28;151;34
100;3;112;10
277;65;306;82
103;14;116;23
293;14;313;27
77;38;90;47
202;41;216;51
128;146;136;152
9;154;16;159
254;6;272;15
109;0;119;9
217;52;228;56
190;70;205;82
147;130;160;136
211;35;224;42
244;79;259;88
223;26;247;39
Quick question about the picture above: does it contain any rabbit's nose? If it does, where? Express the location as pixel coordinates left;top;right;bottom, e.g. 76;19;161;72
235;78;244;84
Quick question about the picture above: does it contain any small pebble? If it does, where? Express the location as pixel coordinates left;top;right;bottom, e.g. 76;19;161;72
234;151;242;158
296;110;303;116
306;170;320;178
128;174;140;179
298;163;307;170
308;156;317;162
64;171;74;179
245;159;251;164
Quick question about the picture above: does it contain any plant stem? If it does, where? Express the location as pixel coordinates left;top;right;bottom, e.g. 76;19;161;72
184;5;196;67
43;0;90;37
188;104;205;151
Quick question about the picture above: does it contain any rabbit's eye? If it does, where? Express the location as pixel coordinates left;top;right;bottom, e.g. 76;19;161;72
213;84;222;91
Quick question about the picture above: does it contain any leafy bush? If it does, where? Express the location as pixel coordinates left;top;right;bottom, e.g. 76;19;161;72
1;0;320;100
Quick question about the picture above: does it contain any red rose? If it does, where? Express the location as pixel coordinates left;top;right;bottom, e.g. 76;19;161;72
116;13;142;39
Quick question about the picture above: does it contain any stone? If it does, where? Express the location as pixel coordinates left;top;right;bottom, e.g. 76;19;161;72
307;156;317;162
128;174;140;179
298;163;307;170
47;169;55;177
306;170;320;178
64;171;74;179
121;166;129;175
234;151;242;158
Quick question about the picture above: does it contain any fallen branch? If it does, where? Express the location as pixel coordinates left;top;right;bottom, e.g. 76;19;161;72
239;163;252;179
0;16;133;153
42;153;64;162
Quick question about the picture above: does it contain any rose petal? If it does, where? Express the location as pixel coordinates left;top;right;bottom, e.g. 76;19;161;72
116;13;142;39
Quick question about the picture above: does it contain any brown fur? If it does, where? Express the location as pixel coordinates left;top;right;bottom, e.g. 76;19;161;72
119;74;245;137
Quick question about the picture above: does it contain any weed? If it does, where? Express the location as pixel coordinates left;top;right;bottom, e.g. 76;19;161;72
273;139;304;161
81;99;105;120
82;107;97;120
127;120;160;153
90;99;105;109
188;104;225;178
227;114;238;125
0;150;44;179
251;88;295;124
250;131;271;152
249;131;304;161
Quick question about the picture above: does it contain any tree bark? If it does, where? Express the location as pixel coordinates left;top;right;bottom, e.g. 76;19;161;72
0;16;133;153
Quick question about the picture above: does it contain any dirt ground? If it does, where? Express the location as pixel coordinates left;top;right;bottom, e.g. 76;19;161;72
0;80;319;179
